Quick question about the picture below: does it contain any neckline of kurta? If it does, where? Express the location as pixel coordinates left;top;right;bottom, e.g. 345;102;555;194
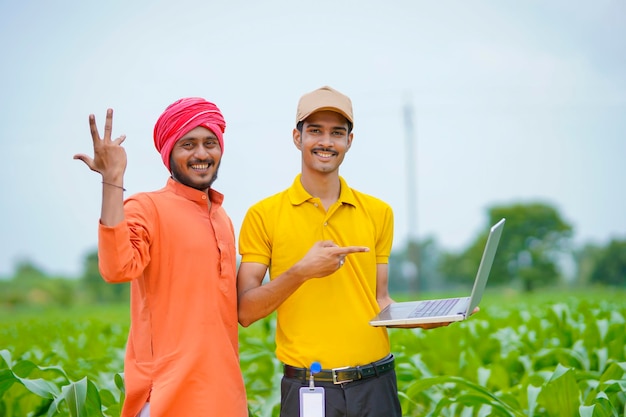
166;177;224;207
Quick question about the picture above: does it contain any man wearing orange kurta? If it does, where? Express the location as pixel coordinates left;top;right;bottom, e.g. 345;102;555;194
74;98;248;417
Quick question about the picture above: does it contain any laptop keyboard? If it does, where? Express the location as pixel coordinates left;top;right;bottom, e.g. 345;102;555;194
409;298;459;318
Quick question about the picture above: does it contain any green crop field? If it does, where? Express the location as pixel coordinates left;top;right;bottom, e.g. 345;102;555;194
1;288;625;416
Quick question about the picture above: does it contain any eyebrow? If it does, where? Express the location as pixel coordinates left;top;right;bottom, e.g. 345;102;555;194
179;133;218;141
306;123;348;132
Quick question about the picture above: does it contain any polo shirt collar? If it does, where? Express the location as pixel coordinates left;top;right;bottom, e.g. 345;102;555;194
166;177;224;206
287;174;357;207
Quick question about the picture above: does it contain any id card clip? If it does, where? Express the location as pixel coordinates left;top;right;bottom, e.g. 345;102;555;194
299;361;325;417
309;361;321;388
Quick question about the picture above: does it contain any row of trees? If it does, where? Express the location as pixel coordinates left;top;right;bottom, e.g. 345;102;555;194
1;201;625;308
0;256;129;308
390;202;626;293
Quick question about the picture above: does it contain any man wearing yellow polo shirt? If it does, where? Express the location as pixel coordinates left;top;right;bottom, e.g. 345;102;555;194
237;86;402;416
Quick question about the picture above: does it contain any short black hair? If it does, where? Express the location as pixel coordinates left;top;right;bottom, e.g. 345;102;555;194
296;120;353;134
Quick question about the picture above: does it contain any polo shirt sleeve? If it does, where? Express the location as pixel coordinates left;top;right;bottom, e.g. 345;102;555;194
238;203;272;266
375;203;394;265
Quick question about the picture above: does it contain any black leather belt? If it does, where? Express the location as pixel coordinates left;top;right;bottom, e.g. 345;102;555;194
283;354;395;384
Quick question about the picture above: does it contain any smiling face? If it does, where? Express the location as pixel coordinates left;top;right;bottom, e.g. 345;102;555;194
293;110;353;176
170;126;222;192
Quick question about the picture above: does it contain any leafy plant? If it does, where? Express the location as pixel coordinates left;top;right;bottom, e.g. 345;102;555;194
1;291;625;416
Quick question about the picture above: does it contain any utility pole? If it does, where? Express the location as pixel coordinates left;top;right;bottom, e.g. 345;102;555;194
403;96;419;293
404;98;417;240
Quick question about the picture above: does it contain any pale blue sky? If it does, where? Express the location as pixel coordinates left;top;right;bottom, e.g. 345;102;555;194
0;0;624;277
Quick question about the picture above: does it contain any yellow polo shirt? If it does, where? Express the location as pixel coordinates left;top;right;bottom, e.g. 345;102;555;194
239;174;393;369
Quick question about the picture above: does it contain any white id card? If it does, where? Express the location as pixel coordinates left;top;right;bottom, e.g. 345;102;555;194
299;386;325;417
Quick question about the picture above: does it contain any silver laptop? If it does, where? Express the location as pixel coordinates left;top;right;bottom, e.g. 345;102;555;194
370;218;505;327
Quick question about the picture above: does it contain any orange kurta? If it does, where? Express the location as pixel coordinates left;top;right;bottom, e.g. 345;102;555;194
98;178;247;417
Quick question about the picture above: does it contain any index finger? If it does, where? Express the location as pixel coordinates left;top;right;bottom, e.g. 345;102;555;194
334;246;370;255
89;113;101;144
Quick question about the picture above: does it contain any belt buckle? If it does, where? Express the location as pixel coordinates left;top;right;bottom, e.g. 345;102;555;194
332;366;354;384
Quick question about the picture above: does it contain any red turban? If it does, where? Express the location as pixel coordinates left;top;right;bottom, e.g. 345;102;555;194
153;97;226;172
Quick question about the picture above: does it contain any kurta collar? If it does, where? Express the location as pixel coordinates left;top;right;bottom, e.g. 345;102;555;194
166;177;224;207
287;174;357;207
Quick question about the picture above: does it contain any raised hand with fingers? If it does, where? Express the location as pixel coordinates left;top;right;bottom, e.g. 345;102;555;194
73;108;127;183
73;108;127;226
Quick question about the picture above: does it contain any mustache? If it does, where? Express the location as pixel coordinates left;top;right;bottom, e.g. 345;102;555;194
188;158;215;166
312;147;338;154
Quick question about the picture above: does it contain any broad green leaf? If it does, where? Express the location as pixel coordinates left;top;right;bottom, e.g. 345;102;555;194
430;394;456;416
579;395;620;417
83;378;105;417
0;349;13;368
61;378;88;416
46;391;64;417
609;310;625;324
12;359;37;377
596;319;609;341
598;380;626;394
0;369;16;395
526;384;541;416
582;361;626;405
18;376;61;399
99;388;116;407
538;364;579;417
599;362;626;384
533;347;588;371
402;375;526;417
453;393;518;417
36;364;70;380
477;366;490;386
114;372;125;394
594;347;609;373
579;405;594;417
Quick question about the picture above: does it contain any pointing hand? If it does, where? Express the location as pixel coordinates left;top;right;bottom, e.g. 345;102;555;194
297;240;370;279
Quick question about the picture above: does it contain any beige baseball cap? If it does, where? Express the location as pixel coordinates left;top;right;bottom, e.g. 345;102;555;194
295;86;353;126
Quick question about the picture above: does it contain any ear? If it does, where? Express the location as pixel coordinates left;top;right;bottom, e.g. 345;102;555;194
293;128;302;150
345;132;354;151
